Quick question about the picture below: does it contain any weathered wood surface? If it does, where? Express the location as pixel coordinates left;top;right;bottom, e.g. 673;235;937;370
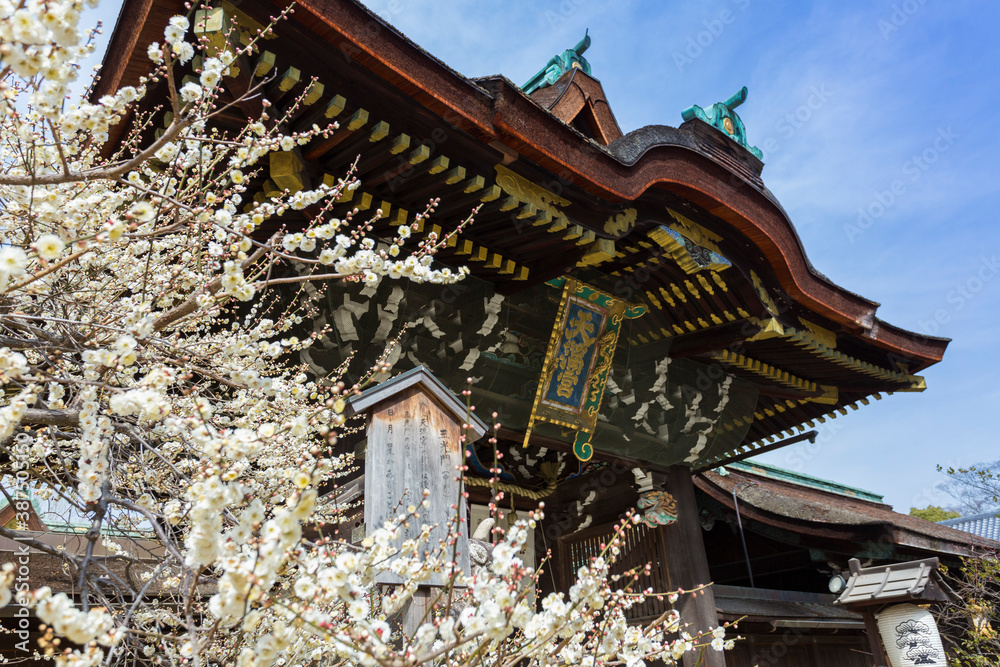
724;634;873;667
665;465;726;667
863;608;890;666
364;385;469;585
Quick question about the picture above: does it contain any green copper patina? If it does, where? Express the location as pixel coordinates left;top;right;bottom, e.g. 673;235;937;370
522;31;591;95
681;86;764;161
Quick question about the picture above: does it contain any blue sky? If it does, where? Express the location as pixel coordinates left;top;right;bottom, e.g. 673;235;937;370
84;0;1000;511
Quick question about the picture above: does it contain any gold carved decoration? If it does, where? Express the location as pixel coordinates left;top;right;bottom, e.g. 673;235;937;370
494;164;571;210
604;208;637;237
666;209;725;256
749;270;780;316
494;164;575;240
797;317;837;349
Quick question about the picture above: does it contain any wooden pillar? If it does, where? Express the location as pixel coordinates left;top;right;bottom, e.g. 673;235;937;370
664;465;726;667
401;588;435;638
862;608;890;667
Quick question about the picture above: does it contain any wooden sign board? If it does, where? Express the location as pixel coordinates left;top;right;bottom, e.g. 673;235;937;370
349;366;487;586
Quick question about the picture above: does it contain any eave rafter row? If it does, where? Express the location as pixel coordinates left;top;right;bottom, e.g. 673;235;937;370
788;330;925;388
706;392;872;466
717;397;808;434
748;317;925;390
712;349;816;393
213;27;537;284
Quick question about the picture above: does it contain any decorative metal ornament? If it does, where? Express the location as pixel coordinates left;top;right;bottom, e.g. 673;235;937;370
647;223;731;275
637;490;678;527
878;603;945;666
521;31;592;95
680;86;764;160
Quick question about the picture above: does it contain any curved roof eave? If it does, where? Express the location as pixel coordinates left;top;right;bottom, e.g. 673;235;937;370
480;79;947;364
96;0;949;368
695;471;996;558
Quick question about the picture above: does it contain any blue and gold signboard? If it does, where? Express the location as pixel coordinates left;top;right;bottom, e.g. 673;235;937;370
523;278;644;461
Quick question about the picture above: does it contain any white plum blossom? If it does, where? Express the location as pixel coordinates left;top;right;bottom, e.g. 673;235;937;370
179;81;202;103
34;233;65;260
0;5;724;667
0;246;27;278
19;587;118;648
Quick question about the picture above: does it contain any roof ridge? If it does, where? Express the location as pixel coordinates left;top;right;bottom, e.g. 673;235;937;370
727;460;884;502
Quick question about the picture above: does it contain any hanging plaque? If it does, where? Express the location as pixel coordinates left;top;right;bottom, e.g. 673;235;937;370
523;277;644;461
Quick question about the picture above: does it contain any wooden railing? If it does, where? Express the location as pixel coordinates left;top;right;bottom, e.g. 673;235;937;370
558;520;674;623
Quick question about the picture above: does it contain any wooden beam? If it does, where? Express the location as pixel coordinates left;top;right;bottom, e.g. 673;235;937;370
270;149;307;192
276;66;300;92
463;176;486;194
324;94;346;118
408;145;430;164
368;120;389;142
302;81;325;106
427;155;449;174
445;166;466;185
254;50;276;77
346;108;369;130
863;608;891;665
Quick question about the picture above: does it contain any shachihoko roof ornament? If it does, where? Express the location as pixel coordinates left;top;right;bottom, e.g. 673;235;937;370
522;31;592;95
681;86;763;160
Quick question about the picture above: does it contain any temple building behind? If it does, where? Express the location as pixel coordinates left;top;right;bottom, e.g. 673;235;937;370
5;1;986;665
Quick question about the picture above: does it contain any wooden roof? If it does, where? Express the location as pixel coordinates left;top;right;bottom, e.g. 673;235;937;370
714;584;864;626
525;68;623;146
835;557;956;608
696;467;999;558
94;0;950;465
347;365;488;438
0;495;46;532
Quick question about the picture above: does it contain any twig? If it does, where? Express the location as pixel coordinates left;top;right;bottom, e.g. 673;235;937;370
152;233;276;332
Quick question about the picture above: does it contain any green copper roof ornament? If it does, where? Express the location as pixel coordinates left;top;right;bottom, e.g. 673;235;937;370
521;30;591;95
681;86;764;161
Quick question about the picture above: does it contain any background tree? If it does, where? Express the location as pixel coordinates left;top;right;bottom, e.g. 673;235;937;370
934;550;1000;666
0;3;726;666
909;506;961;522
931;460;1000;664
937;460;1000;515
